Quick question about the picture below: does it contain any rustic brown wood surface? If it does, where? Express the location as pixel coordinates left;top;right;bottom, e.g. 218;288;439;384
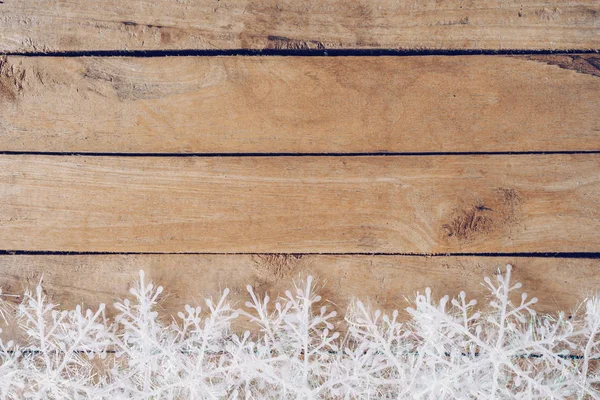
0;0;598;355
0;255;596;320
1;154;598;253
1;1;599;52
1;55;599;154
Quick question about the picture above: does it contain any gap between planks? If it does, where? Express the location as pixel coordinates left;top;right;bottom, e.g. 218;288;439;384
1;251;600;259
2;49;600;57
2;151;600;157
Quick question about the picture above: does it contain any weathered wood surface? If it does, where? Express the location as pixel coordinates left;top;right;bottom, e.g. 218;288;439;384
0;154;598;253
1;1;599;52
1;55;599;154
0;255;597;320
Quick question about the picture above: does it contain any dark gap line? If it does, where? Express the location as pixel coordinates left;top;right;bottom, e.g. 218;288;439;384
1;151;600;157
1;48;598;58
1;251;599;259
8;349;595;360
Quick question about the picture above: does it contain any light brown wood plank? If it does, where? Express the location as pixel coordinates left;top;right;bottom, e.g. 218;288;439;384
0;255;596;320
1;1;599;52
0;154;598;253
1;55;599;154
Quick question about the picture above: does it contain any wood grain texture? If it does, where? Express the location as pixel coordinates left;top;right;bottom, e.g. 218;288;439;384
0;154;598;253
1;55;600;154
0;1;599;52
0;255;596;321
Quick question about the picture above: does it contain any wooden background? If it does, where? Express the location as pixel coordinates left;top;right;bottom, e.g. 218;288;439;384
0;1;599;329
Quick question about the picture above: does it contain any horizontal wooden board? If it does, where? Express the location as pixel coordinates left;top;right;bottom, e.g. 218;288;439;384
1;55;600;154
0;154;598;253
1;1;599;52
0;255;597;322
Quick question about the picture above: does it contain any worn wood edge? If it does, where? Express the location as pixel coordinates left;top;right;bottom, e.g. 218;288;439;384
1;1;599;52
1;55;599;154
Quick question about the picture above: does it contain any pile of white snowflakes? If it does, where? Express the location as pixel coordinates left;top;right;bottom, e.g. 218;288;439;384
0;264;598;399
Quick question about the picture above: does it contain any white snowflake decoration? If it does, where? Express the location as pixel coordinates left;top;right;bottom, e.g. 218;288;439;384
0;264;597;399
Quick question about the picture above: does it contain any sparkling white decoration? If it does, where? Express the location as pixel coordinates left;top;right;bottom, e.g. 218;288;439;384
0;264;597;399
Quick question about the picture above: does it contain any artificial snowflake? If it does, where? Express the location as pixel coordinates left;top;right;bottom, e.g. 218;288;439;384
0;264;597;399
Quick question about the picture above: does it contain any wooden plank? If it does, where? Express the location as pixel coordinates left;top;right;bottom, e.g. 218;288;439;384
1;55;600;154
0;255;596;320
0;154;598;253
1;1;599;52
